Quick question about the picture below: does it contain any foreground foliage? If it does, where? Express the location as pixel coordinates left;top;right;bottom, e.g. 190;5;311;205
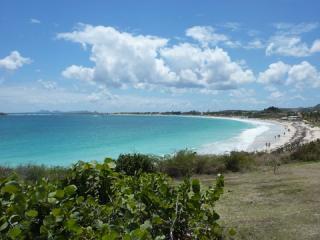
115;153;156;176
0;159;224;239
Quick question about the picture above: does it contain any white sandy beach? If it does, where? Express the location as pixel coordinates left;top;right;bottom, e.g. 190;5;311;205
116;113;320;154
263;120;320;152
237;118;320;153
199;116;320;154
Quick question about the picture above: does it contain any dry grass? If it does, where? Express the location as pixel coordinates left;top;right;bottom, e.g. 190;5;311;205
196;162;320;240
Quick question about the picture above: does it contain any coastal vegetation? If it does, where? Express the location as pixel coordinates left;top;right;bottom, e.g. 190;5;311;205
0;159;225;239
301;110;320;126
1;135;320;239
2;139;320;181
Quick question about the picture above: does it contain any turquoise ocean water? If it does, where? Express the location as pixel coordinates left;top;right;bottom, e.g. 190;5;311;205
0;114;265;166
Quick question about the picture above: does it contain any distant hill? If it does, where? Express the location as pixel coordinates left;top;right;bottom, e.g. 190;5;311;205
313;104;320;110
8;103;320;117
263;106;282;113
0;112;7;116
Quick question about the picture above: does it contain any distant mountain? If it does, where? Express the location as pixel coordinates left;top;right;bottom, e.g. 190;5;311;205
274;104;320;113
0;112;7;116
313;104;320;110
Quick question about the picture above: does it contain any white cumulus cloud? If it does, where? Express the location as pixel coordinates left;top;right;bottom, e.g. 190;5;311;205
185;26;241;48
266;36;311;57
58;24;254;91
310;39;320;53
62;65;94;83
160;43;254;89
185;26;229;46
287;61;320;88
58;24;175;89
258;61;290;85
266;22;320;57
0;51;31;70
259;61;320;88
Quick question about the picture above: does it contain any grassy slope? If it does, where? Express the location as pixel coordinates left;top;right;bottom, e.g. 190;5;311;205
198;162;320;240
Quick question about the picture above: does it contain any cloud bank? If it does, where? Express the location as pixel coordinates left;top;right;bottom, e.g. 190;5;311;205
58;24;254;91
258;61;320;88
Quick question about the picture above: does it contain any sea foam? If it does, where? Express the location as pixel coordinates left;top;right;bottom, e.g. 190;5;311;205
198;119;274;154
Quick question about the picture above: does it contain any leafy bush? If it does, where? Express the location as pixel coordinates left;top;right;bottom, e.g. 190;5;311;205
290;139;320;162
224;152;255;172
158;150;256;177
192;155;226;175
115;153;156;176
0;159;224;239
158;150;197;177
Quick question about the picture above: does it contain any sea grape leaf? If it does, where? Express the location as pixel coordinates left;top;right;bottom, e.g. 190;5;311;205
64;185;77;196
66;219;83;235
1;181;20;194
25;209;38;218
102;231;119;240
140;220;152;230
55;189;65;199
192;179;200;194
8;226;21;238
52;208;62;217
0;222;8;232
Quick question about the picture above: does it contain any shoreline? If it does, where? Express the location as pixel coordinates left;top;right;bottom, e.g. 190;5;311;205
1;114;320;167
171;114;320;154
113;113;320;154
204;117;320;153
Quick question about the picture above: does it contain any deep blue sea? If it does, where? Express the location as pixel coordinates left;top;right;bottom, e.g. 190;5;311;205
0;114;265;166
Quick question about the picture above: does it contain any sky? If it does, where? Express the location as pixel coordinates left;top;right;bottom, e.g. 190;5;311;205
0;0;320;113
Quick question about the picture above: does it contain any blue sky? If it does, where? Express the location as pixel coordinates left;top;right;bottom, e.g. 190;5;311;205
0;0;320;113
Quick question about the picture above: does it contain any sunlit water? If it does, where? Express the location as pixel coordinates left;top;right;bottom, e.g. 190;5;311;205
0;114;281;166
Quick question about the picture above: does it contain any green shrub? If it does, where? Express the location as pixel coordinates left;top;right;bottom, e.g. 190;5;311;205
158;150;197;177
0;159;224;239
66;160;116;204
115;153;156;176
225;152;255;172
158;150;256;177
290;139;320;162
192;155;227;175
